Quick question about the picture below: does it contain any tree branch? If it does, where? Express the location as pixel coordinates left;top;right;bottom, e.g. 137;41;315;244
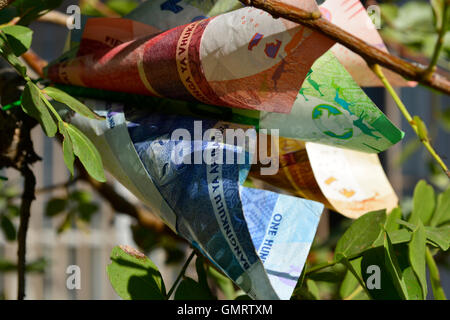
14;117;39;300
239;0;450;95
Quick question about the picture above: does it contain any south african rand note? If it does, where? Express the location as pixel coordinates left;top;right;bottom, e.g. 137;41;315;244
55;99;324;300
249;136;398;219
47;6;334;113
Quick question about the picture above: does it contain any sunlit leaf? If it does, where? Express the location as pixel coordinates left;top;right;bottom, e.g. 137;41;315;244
410;180;435;225
409;221;427;299
21;81;57;137
107;245;165;300
45;87;105;120
66;124;106;182
0;25;32;56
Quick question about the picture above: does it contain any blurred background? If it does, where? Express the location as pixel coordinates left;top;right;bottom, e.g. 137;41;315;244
0;0;449;299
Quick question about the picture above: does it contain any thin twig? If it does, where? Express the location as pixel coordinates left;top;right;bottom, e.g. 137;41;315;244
37;11;73;27
425;1;449;78
372;64;449;177
166;250;196;299
239;0;450;95
22;50;47;78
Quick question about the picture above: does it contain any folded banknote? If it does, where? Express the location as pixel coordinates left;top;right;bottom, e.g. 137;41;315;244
47;0;404;153
249;137;398;219
56;99;324;300
125;0;412;87
320;0;414;87
47;6;334;113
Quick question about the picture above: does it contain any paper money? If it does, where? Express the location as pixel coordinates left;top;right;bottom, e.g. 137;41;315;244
56;99;324;300
48;0;404;153
259;50;405;153
249;137;398;219
47;6;334;113
320;0;414;87
126;0;413;87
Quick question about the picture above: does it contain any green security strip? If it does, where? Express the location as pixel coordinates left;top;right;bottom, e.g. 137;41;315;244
54;84;260;127
371;115;405;144
1;99;21;111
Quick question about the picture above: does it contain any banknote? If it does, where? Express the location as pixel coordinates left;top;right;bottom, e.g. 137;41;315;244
259;50;405;153
47;6;334;113
56;99;324;300
47;0;404;153
249;136;398;219
320;0;415;87
125;0;412;87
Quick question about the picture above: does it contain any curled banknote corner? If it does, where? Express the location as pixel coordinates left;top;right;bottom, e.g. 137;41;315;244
249;137;398;219
55;99;324;300
47;6;334;113
320;0;416;87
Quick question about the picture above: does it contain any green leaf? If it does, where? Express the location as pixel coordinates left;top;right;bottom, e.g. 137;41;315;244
0;215;16;241
396;220;449;251
208;266;235;300
410;180;435;225
385;207;402;232
0;32;27;77
339;258;361;299
107;245;165;300
360;245;423;300
78;202;99;222
66;124;106;182
409;221;427;299
58;122;75;176
306;279;320;300
106;0;139;15
430;187;450;227
57;213;72;234
383;230;409;300
425;225;450;251
21;81;57;137
195;255;214;298
45;198;67;217
44;87;105;120
335;210;386;260
174;277;214;300
12;0;64;26
0;25;33;56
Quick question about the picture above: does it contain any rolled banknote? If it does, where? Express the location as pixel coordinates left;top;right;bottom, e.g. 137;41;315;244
47;6;334;113
55;99;324;300
249;136;398;219
125;0;413;87
47;0;404;153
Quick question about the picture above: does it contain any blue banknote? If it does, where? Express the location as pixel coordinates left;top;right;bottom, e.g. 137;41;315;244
60;99;324;299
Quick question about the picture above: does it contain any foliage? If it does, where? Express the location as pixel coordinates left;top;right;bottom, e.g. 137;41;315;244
105;181;449;300
380;0;450;70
